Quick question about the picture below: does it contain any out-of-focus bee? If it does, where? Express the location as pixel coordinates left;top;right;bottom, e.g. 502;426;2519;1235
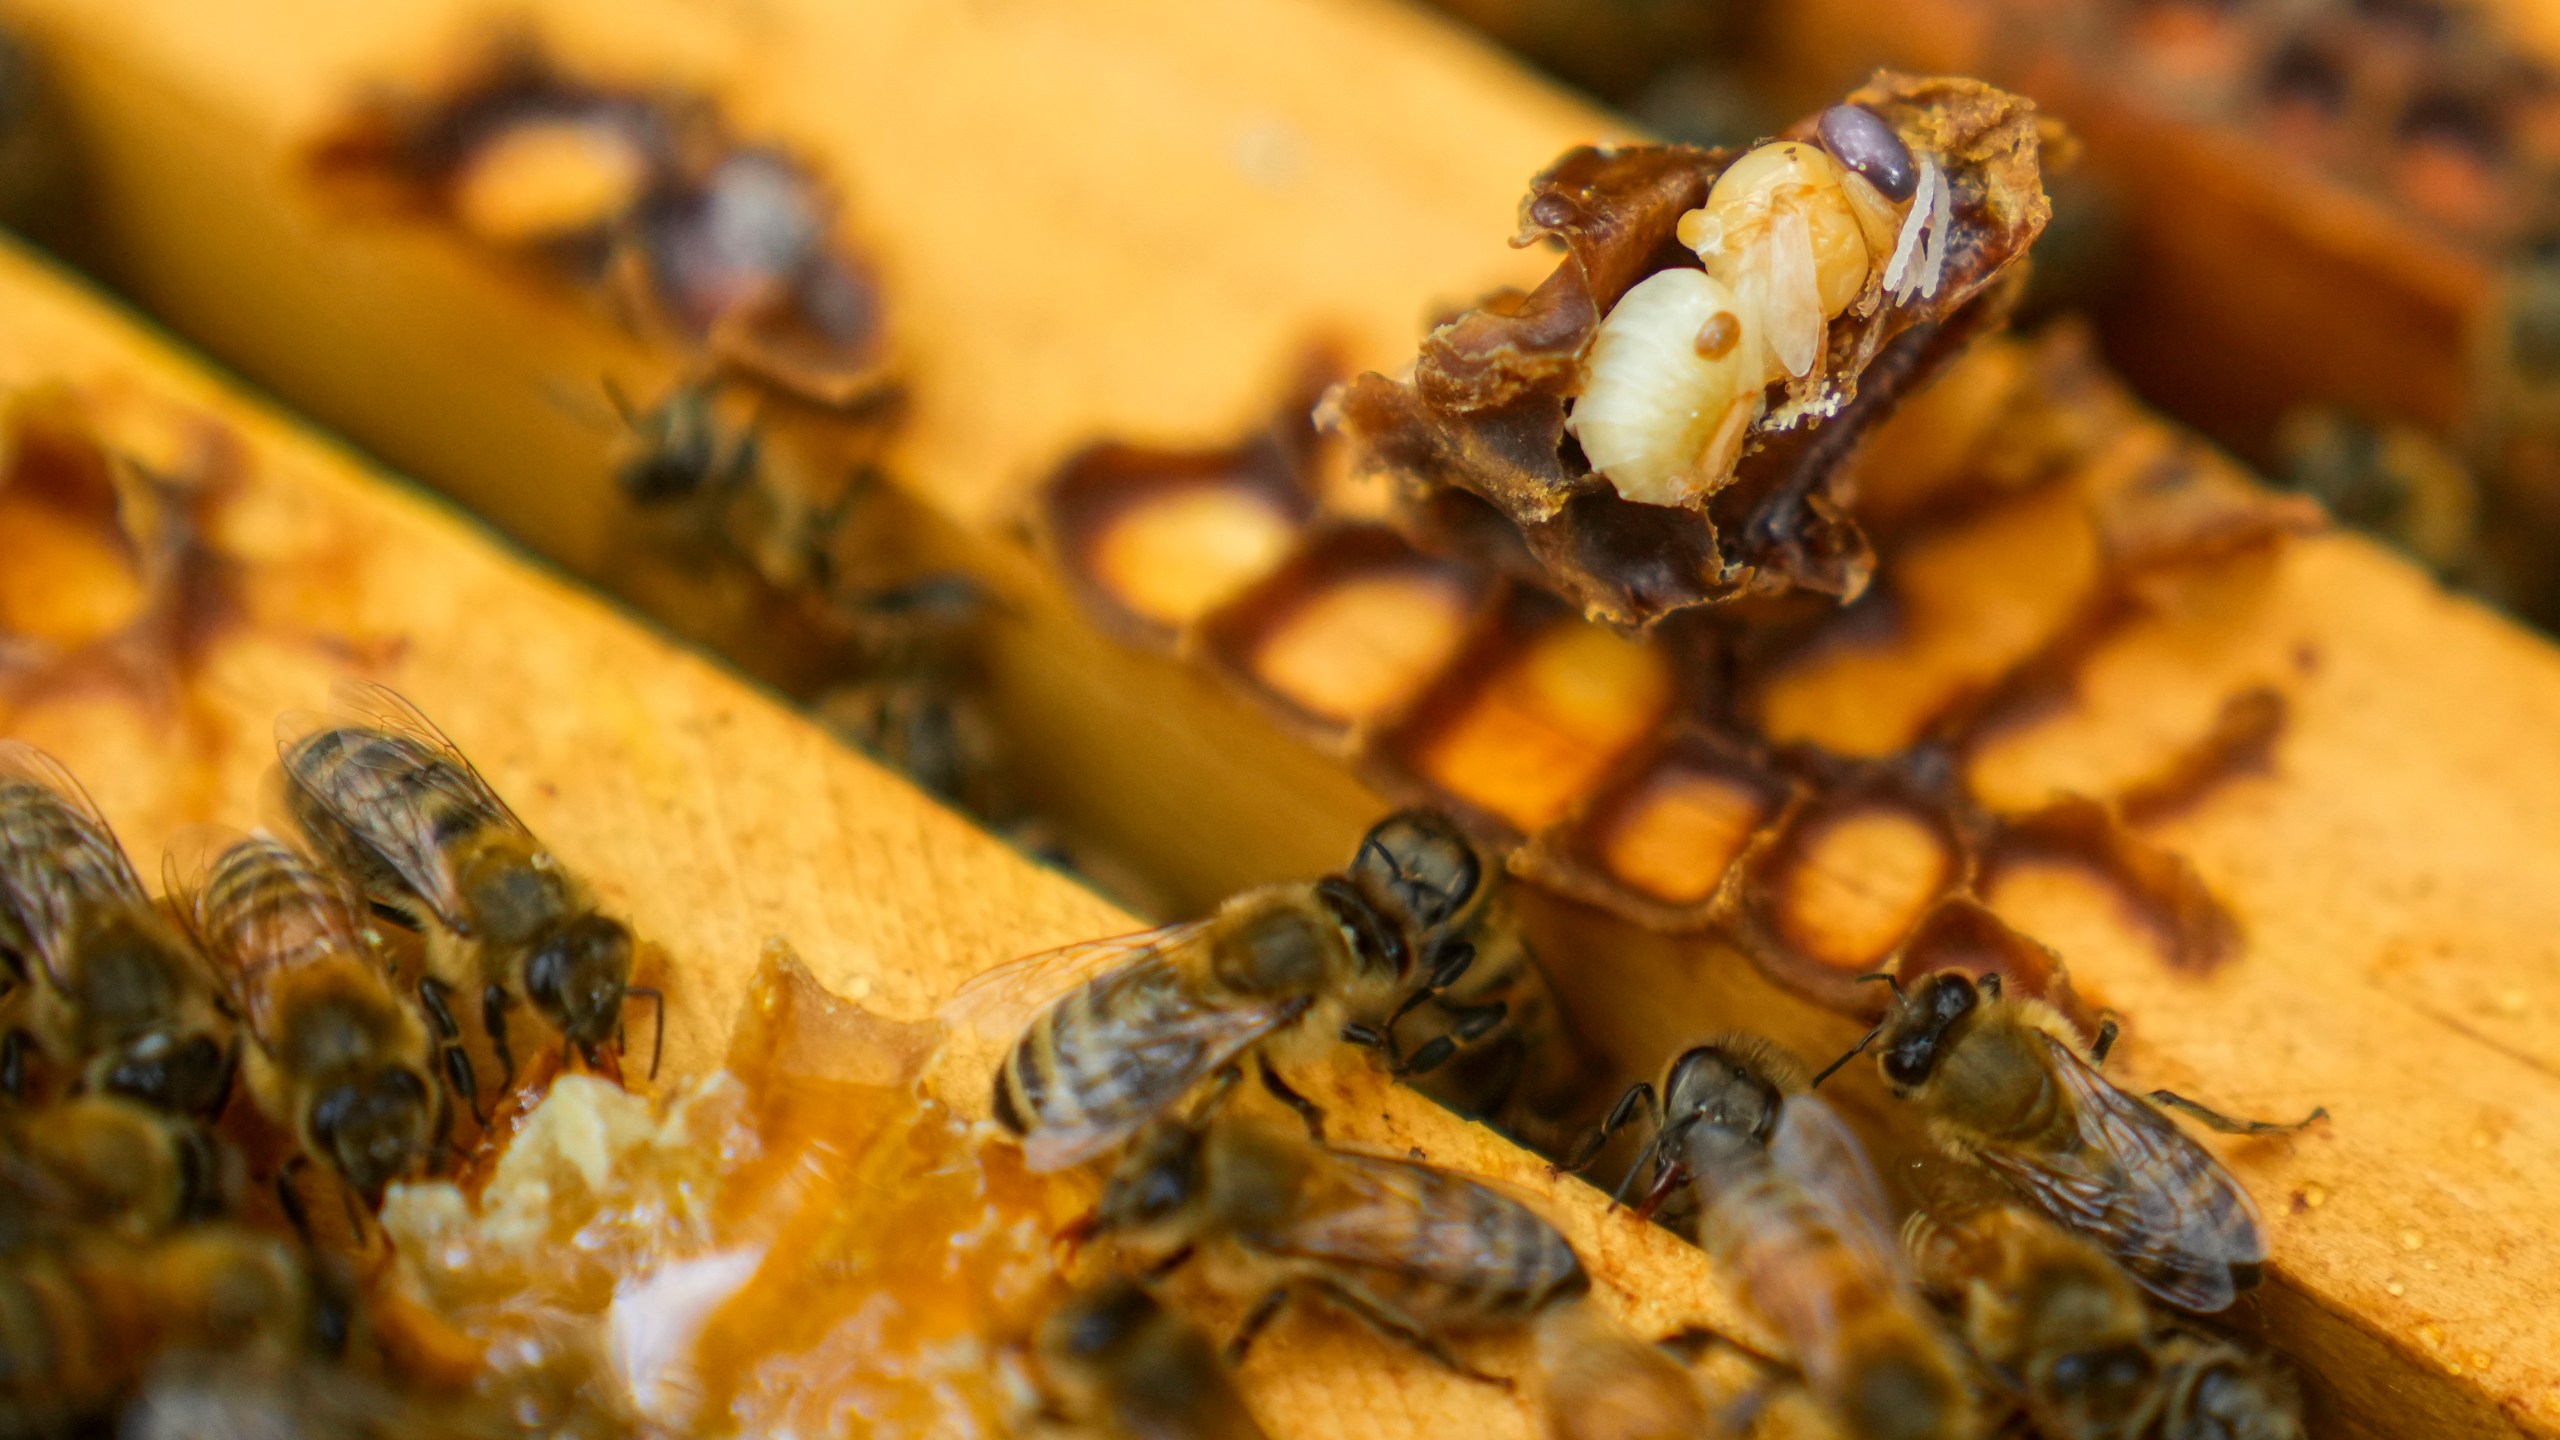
276;682;656;1101
1904;1198;2153;1439
0;742;236;1116
944;810;1513;1173
1568;1038;1973;1440
1531;1300;1718;1440
602;375;761;510
1905;1198;2304;1440
2140;1329;2304;1440
1816;971;2323;1313
1085;1106;1586;1384
1022;1276;1270;1440
171;833;447;1203
0;1094;228;1242
0;1222;318;1436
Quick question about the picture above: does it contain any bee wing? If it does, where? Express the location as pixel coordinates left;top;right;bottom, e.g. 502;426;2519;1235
0;740;147;985
324;680;532;835
1017;970;1307;1172
1265;1151;1474;1275
937;920;1211;1044
1976;1034;2265;1313
274;685;526;929
1768;1094;1906;1284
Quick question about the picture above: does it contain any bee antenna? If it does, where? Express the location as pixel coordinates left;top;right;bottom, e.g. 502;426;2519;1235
1810;1020;1887;1090
1852;971;1905;999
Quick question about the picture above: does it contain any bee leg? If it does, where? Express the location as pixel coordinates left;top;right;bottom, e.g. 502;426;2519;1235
341;1181;369;1244
1557;1080;1656;1178
1223;1285;1295;1369
1383;940;1478;1035
2147;1090;2328;1136
1339;1020;1398;1064
1256;1057;1327;1144
2090;1015;2121;1066
1316;1283;1512;1390
275;1158;315;1247
417;978;484;1126
482;985;517;1092
1144;1244;1197;1280
368;899;423;933
1394;1036;1458;1076
1435;998;1507;1043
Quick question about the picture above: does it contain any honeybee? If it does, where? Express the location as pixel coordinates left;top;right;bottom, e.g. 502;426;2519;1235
945;810;1505;1173
2141;1328;2304;1440
0;1094;229;1242
276;682;656;1100
1086;1106;1586;1384
1903;1198;2155;1439
172;832;447;1202
0;1222;318;1436
1569;1038;1973;1440
1024;1276;1270;1440
0;742;236;1117
1817;971;2324;1313
1905;1198;2304;1440
602;375;761;509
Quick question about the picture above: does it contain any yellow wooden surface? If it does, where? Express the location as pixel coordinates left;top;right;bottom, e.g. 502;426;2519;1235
6;0;2560;1435
0;236;1775;1440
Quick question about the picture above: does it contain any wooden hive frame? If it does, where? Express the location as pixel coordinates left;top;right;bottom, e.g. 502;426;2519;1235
3;0;2560;1435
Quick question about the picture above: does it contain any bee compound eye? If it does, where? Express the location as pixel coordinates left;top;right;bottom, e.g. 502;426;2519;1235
1816;104;1917;203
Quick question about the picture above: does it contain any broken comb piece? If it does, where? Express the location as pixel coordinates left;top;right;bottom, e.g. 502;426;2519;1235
1326;72;2056;627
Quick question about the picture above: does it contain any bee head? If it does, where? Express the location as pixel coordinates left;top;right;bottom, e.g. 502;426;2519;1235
1094;1118;1208;1240
524;913;636;1052
1046;1276;1162;1369
1879;972;1981;1090
310;1067;436;1197
2173;1344;2303;1440
1214;894;1345;995
1350;810;1481;935
2045;1344;2158;1427
1662;1044;1790;1162
101;1029;236;1120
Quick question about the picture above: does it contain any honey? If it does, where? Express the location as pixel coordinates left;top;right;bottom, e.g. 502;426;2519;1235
379;950;1092;1438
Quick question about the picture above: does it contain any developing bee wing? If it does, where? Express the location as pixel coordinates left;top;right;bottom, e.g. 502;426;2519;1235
1975;1033;2267;1314
1769;1094;1905;1284
938;920;1212;1045
0;740;149;985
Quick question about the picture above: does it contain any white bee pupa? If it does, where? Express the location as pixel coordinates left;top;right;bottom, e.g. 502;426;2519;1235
1569;267;1762;508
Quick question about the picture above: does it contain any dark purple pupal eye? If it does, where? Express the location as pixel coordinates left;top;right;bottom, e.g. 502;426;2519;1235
1817;104;1917;203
